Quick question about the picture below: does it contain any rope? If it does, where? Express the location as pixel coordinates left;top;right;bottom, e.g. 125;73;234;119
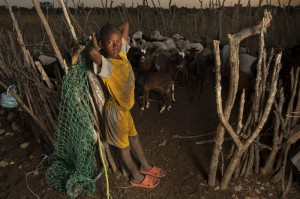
24;172;40;199
97;132;110;199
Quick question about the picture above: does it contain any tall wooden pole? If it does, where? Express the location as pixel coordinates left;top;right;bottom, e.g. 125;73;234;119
32;0;68;74
58;0;79;46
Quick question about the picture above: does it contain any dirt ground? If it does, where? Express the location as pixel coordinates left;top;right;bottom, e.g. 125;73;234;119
1;75;300;199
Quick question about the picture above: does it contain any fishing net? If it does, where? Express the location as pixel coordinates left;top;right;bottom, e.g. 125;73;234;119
45;48;98;198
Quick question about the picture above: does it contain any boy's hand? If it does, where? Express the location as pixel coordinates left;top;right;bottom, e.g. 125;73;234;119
89;48;102;65
92;32;101;51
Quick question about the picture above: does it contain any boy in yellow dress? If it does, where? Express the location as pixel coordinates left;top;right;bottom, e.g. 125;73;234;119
89;21;165;188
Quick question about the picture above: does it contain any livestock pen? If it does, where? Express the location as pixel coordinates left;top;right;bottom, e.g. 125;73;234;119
0;0;300;198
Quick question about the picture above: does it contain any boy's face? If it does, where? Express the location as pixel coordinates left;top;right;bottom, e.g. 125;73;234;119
99;31;122;59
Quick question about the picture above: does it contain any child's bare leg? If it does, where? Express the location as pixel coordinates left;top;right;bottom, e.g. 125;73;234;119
128;135;152;171
120;146;144;183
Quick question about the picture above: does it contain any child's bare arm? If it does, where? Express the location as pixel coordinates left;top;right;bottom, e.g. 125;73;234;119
119;21;129;40
89;48;102;65
89;32;102;65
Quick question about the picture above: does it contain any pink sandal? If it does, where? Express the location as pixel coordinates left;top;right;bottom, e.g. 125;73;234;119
140;166;166;178
130;175;160;188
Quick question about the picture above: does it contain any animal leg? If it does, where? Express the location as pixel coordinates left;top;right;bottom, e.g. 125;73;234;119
167;90;172;111
171;83;176;102
145;89;150;108
155;63;160;71
141;89;149;111
159;92;167;113
159;105;166;113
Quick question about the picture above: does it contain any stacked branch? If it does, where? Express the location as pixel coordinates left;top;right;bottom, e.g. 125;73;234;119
1;0;62;145
260;67;300;198
209;10;280;189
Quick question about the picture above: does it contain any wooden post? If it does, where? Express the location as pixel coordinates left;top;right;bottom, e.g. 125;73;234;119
208;10;273;188
87;71;117;172
283;5;292;47
157;0;167;34
58;0;78;46
168;0;172;15
34;61;55;89
220;52;281;189
4;0;31;68
260;93;284;175
32;0;68;74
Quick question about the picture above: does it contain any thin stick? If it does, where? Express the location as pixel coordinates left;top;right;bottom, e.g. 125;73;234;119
173;130;217;139
173;123;237;139
58;0;78;46
0;80;53;144
34;61;54;89
32;0;68;74
196;137;232;145
4;0;32;72
283;5;292;46
196;134;272;150
282;167;293;199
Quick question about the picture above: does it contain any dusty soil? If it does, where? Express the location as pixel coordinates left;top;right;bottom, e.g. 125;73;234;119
1;76;300;199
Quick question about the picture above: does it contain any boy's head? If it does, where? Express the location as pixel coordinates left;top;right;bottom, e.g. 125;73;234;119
97;24;122;59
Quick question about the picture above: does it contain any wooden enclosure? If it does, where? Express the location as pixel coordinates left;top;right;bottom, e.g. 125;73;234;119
0;1;300;198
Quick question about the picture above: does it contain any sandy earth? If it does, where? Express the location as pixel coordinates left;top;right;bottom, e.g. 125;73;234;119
1;76;300;199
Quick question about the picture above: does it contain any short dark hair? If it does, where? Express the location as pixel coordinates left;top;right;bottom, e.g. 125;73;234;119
97;24;120;42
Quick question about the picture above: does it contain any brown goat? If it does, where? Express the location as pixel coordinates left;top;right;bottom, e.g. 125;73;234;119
138;53;156;72
155;51;184;80
139;72;175;113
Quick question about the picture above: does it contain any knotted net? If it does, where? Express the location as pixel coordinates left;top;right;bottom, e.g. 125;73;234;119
45;51;98;198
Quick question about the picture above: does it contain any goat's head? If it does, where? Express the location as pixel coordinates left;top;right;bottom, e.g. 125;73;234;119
172;52;185;69
127;47;144;68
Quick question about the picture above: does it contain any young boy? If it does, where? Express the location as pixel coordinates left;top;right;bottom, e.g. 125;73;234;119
89;21;166;188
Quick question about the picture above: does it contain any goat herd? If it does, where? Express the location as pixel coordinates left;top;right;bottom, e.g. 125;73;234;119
125;30;300;113
127;30;253;113
126;30;215;113
35;30;300;113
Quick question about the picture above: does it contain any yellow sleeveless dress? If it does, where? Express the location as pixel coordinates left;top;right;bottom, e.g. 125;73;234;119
98;51;137;148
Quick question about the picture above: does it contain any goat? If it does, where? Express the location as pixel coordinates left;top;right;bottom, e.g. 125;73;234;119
221;45;258;100
132;31;143;40
127;46;155;73
184;40;204;53
138;72;175;113
138;52;156;72
147;41;168;55
127;47;175;113
155;51;184;80
150;30;168;41
189;48;214;100
127;46;145;78
172;34;184;41
220;44;247;78
177;52;194;86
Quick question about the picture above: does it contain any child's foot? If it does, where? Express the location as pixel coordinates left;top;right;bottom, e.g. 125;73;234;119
130;174;160;188
140;166;166;178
